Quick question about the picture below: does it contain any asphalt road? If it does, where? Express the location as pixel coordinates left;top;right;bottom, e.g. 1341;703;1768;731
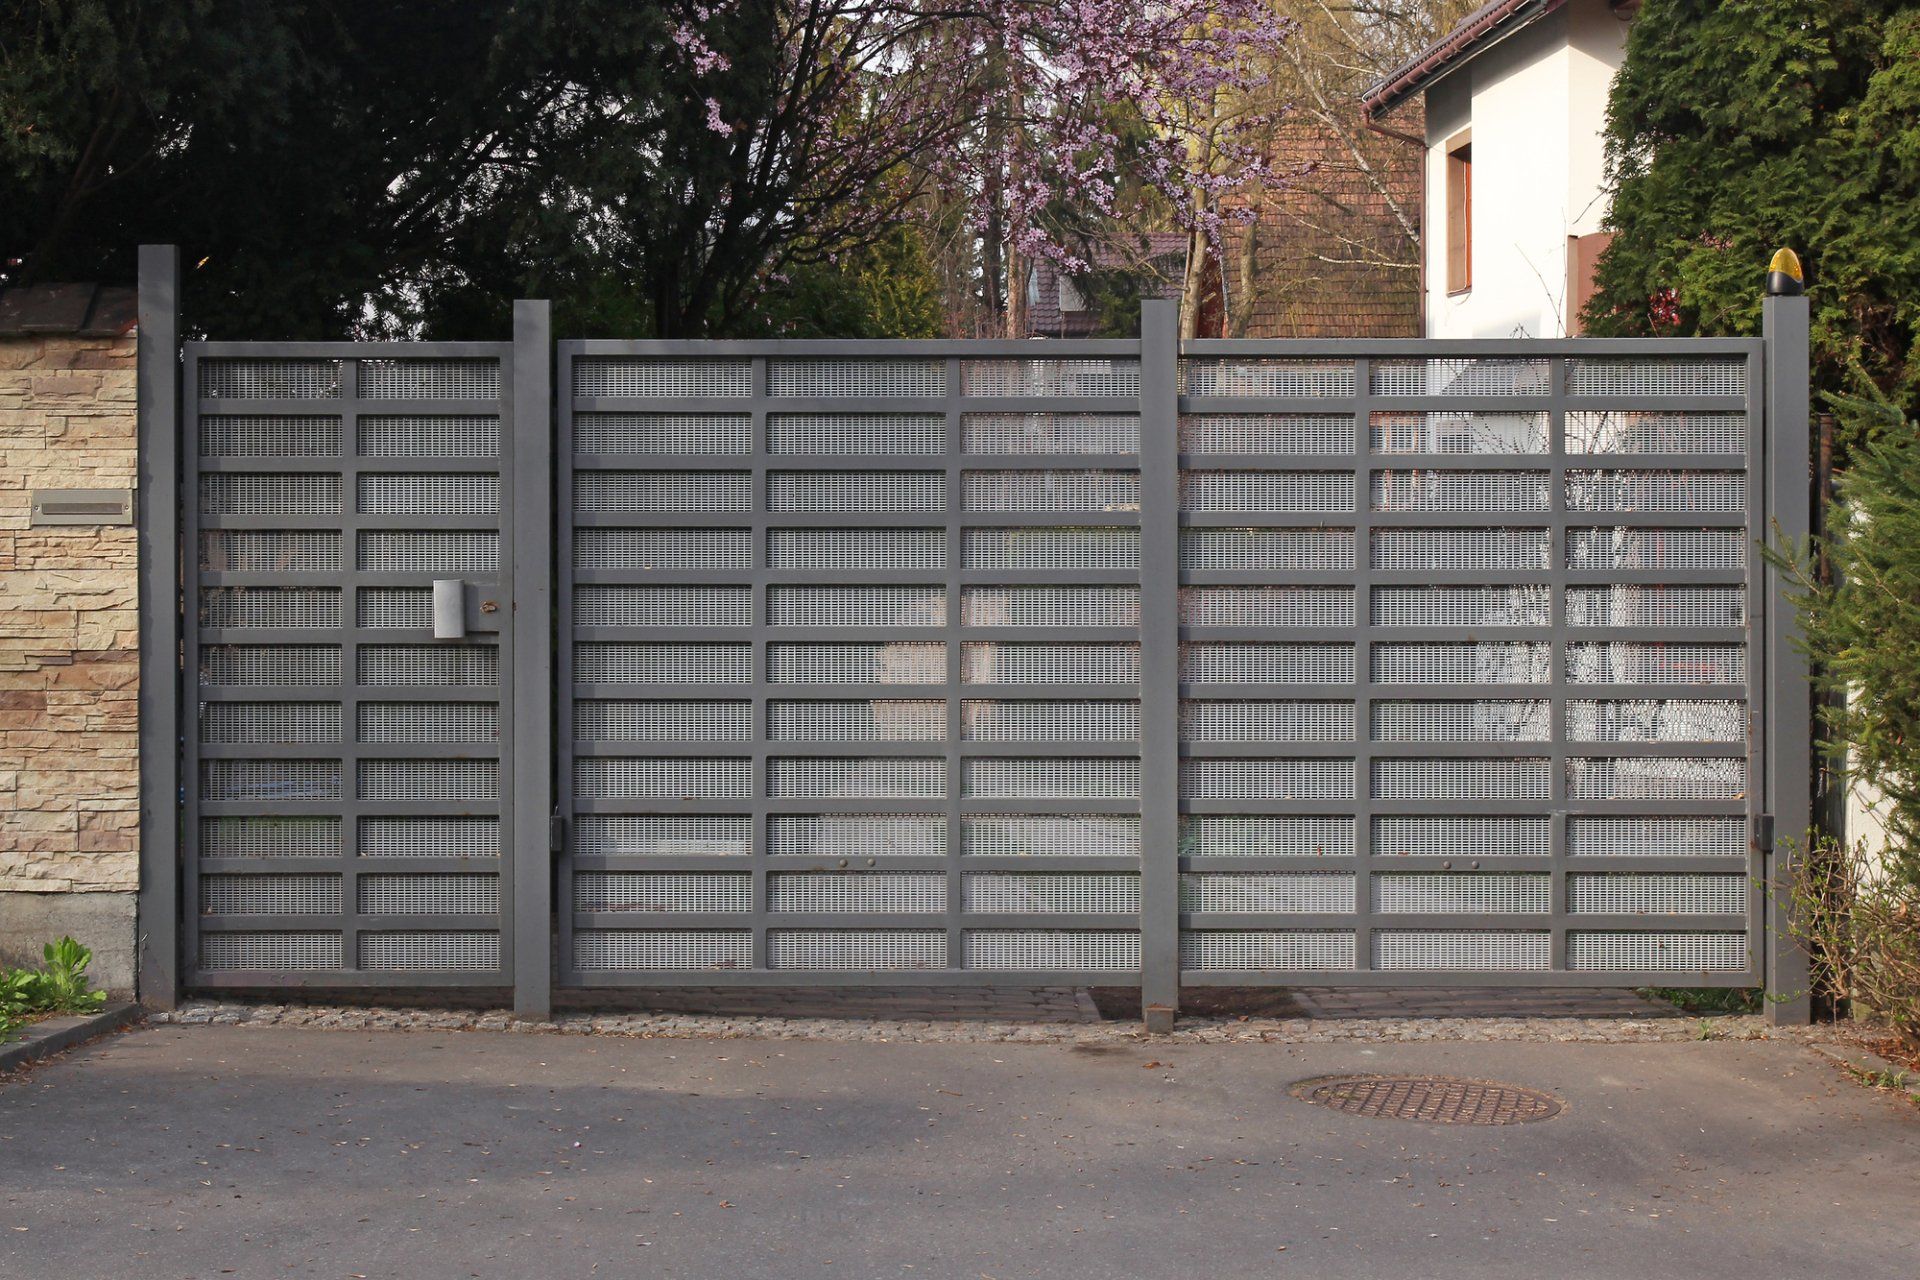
1;1025;1914;1279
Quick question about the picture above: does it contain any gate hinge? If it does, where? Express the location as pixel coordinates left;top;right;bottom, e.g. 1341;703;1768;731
549;811;566;856
1755;813;1774;854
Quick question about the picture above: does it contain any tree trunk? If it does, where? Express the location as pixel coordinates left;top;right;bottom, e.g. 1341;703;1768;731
1180;224;1209;340
1231;219;1261;338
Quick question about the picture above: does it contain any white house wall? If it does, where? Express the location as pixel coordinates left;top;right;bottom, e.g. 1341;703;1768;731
1422;1;1631;339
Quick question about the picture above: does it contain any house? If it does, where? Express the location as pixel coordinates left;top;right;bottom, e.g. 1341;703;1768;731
1217;108;1425;340
1362;0;1639;339
1024;233;1197;339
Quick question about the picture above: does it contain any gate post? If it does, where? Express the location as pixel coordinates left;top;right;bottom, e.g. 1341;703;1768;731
511;300;555;1019
1138;300;1181;1030
136;245;182;1010
1761;291;1813;1026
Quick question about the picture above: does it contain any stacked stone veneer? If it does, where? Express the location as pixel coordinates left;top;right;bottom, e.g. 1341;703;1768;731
0;330;138;989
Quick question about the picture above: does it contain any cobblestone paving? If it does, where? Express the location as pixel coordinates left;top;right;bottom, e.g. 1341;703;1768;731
153;986;1768;1045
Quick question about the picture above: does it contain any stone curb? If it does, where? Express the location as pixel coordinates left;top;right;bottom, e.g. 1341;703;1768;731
0;1002;142;1074
1808;1041;1920;1100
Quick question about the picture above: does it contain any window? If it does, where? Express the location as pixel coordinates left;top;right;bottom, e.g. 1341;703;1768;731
1445;132;1472;295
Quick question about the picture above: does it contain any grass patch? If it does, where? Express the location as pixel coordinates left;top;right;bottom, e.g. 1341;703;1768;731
1640;987;1764;1015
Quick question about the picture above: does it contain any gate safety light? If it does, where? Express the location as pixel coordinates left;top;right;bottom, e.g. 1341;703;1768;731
1766;248;1803;297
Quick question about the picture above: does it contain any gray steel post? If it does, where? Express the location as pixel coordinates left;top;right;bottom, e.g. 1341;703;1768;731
1762;295;1813;1025
1138;300;1181;1029
136;245;183;1008
512;301;555;1018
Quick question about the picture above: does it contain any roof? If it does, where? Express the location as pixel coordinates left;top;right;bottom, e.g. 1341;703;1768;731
1026;233;1188;338
1361;0;1565;119
0;283;138;338
1219;104;1424;340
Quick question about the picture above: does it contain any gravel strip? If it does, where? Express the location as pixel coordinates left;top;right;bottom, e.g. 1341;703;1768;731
152;1000;1770;1045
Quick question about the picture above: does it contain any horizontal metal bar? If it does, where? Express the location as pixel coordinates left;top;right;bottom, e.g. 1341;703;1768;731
1182;336;1763;356
562;338;1144;357
1178;969;1757;988
568;798;1142;816
195;398;504;416
188;340;510;358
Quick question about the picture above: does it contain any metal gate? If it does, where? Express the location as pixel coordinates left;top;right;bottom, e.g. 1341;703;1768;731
554;334;1163;985
550;314;1773;996
143;277;1808;1016
1173;335;1766;987
173;312;551;992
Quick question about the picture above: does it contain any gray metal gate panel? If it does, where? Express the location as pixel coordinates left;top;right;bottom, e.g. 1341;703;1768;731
1174;337;1765;987
556;338;1155;984
553;333;1766;991
180;341;522;988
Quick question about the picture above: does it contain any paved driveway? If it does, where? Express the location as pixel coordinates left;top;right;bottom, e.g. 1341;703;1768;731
1;1026;1914;1278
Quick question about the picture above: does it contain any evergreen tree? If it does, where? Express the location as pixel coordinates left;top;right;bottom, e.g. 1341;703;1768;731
1586;0;1920;410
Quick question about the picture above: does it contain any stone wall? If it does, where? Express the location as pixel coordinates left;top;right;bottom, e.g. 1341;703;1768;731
0;330;139;991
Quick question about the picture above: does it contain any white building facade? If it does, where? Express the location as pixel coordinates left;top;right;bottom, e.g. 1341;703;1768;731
1364;0;1638;340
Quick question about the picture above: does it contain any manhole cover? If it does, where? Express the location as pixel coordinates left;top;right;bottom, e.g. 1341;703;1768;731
1292;1075;1563;1125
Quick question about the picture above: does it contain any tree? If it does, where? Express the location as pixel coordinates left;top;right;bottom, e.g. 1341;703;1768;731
1221;0;1477;339
1585;0;1920;411
3;1;1297;340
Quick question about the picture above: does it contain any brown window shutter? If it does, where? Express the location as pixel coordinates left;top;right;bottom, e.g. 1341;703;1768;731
1566;231;1613;335
1445;138;1472;294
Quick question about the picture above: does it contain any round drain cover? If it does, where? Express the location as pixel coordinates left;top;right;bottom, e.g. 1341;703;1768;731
1292;1075;1563;1125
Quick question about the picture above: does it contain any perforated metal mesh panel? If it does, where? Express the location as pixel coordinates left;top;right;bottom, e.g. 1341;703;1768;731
770;873;946;914
1182;931;1355;971
963;931;1141;971
1184;816;1355;858
197;587;330;629
768;930;949;970
1565;932;1748;971
1373;931;1552;971
1374;874;1551;914
184;342;516;988
1181;873;1353;914
577;699;754;743
965;412;1140;454
769;413;945;455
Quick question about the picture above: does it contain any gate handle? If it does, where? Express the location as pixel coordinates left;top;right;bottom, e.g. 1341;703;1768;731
432;579;467;640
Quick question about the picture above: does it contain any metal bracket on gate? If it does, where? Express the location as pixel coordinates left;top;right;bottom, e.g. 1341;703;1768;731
549;810;566;856
431;579;503;639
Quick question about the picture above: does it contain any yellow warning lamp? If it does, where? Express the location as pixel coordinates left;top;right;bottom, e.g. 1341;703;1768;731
1766;248;1804;297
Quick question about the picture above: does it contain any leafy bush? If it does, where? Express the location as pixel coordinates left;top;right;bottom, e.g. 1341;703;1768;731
0;937;107;1042
1774;386;1920;1044
1780;387;1920;890
1791;838;1920;1049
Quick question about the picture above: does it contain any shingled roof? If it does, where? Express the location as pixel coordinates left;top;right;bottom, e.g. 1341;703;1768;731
1362;0;1565;118
1026;234;1189;338
1221;102;1424;340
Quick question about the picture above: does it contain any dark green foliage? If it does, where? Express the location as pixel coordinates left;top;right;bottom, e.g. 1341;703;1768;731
1777;387;1920;888
0;0;940;338
1586;1;1920;411
0;937;106;1041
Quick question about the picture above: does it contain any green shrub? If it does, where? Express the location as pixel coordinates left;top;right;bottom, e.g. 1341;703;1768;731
1791;837;1920;1049
1779;387;1920;890
0;936;107;1042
